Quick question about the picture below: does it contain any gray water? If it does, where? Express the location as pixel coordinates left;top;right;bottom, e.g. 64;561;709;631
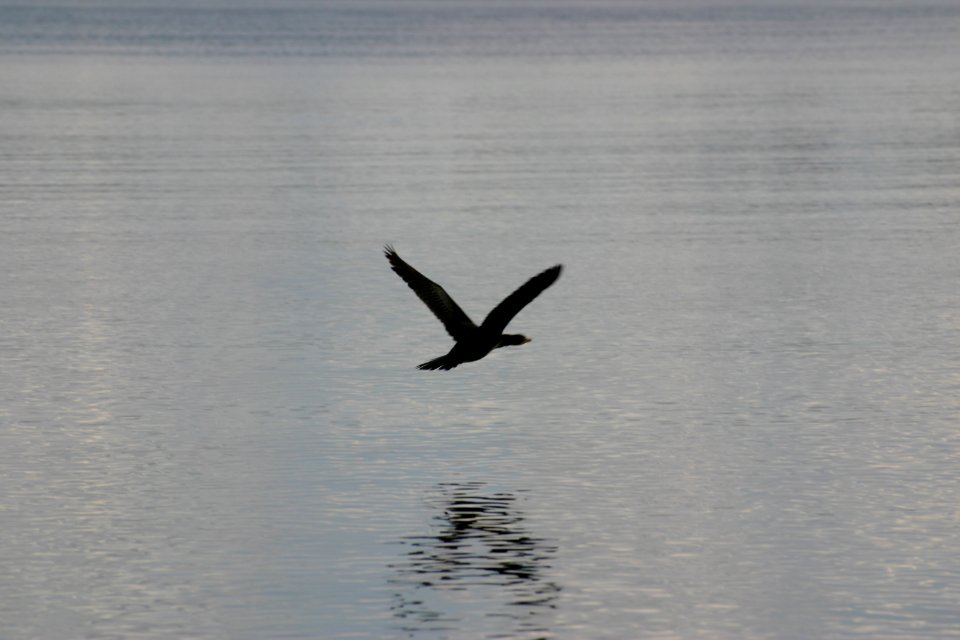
2;2;959;638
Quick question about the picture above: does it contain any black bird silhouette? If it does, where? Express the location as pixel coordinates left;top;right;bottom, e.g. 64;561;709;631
384;245;562;370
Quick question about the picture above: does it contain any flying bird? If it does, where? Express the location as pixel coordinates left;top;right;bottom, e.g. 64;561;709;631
384;245;562;370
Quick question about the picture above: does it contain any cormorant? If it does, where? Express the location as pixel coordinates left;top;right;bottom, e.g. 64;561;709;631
384;245;562;370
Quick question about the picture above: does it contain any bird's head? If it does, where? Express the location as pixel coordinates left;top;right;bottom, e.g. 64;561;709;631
499;334;532;347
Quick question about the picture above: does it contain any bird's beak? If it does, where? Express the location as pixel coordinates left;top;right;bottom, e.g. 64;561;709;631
522;337;532;344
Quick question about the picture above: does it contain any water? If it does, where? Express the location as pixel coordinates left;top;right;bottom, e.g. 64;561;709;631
2;2;959;638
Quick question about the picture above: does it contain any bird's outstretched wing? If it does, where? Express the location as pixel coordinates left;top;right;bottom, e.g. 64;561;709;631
481;264;562;335
384;245;477;341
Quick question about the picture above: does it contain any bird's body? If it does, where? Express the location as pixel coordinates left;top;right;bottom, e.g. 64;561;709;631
384;246;561;370
415;329;530;371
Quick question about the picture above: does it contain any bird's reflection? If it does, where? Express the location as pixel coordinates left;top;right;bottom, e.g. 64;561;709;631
389;482;560;638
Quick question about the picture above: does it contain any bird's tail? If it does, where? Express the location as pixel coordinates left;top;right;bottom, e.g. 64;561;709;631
417;354;459;371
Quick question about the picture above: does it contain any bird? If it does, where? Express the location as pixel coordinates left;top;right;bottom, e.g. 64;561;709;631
384;245;562;370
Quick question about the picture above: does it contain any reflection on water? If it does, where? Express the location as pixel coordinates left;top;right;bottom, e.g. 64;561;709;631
389;482;560;638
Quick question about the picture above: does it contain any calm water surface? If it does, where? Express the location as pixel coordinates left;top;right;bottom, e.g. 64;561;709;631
2;2;959;638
